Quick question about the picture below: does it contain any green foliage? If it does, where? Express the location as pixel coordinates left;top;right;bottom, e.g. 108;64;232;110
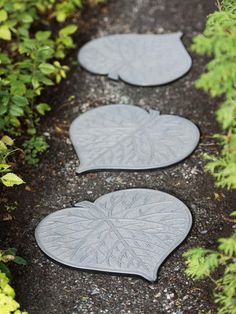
192;0;236;190
0;249;27;314
0;136;25;312
0;2;103;312
54;0;82;23
23;136;49;166
184;229;236;314
184;2;236;313
191;0;236;98
0;248;27;279
0;271;27;314
216;97;236;130
0;0;103;162
184;248;220;279
0;0;79;135
204;131;236;189
0;135;24;187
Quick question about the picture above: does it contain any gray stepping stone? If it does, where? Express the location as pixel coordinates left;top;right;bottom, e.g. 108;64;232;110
69;104;200;173
78;33;192;86
35;189;192;281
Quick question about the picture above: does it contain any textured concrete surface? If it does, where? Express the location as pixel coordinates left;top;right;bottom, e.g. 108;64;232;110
1;0;235;313
78;33;192;86
35;189;192;282
69;105;200;172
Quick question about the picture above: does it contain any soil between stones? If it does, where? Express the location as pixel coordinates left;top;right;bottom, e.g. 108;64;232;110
1;0;235;313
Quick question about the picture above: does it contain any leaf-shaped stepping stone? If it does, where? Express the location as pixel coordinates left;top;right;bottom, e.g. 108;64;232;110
69;105;200;173
35;189;192;281
78;33;192;86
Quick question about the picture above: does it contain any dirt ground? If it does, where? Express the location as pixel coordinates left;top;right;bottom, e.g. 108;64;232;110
1;0;235;313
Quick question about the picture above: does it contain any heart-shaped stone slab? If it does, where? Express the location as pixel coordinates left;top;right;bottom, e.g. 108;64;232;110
78;33;192;86
69;105;200;173
35;189;192;281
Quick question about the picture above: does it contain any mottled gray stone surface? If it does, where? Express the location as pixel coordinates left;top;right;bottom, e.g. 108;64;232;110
35;189;192;281
78;33;192;86
70;105;200;173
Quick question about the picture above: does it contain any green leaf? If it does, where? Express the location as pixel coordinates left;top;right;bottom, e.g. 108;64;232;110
39;63;55;74
12;96;28;107
27;127;36;136
1;173;24;187
36;103;51;115
13;256;27;265
10;80;26;96
20;13;33;23
1;136;14;146
218;234;236;257
0;52;10;64
0;25;11;40
37;47;54;61
0;140;8;153
0;9;8;22
35;31;51;41
59;24;77;36
41;77;54;86
18;26;29;37
60;36;73;47
9;105;24;117
9;116;20;128
216;97;236;129
0;164;11;172
0;262;11;279
56;11;66;22
0;96;9;115
183;248;220;279
5;248;17;256
32;76;40;89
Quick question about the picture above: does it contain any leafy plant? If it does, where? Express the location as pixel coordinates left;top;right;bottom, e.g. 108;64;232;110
0;248;27;314
184;1;236;313
0;271;27;314
204;131;236;189
184;214;236;314
0;1;77;135
191;0;236;189
0;135;24;187
23;136;49;166
0;0;103;165
0;136;25;312
54;0;82;23
0;248;27;279
0;1;104;312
